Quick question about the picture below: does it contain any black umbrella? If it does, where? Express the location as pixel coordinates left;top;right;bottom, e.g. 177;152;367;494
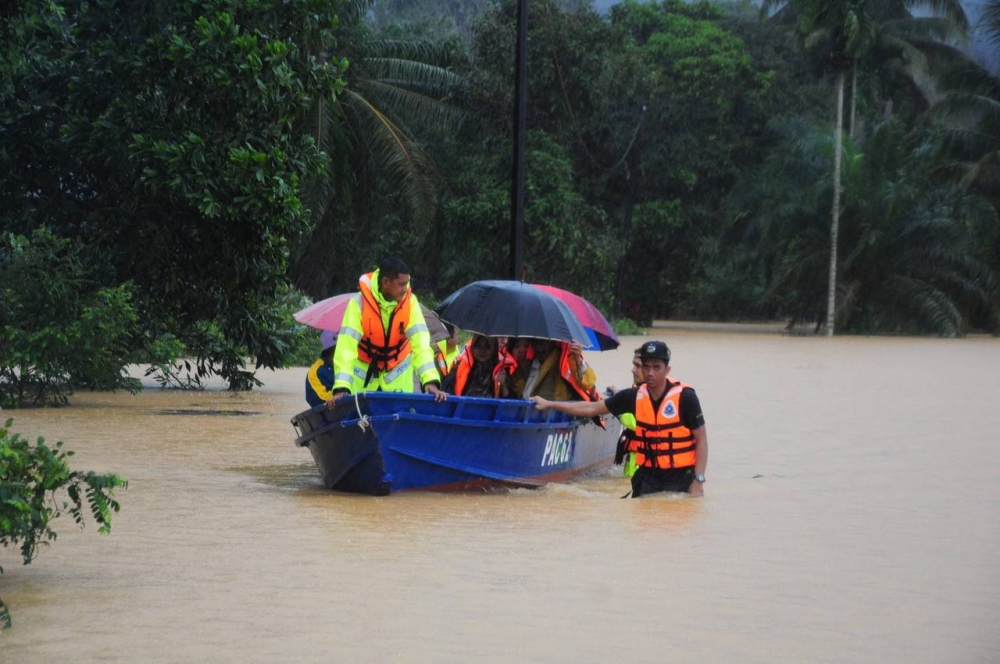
435;280;592;346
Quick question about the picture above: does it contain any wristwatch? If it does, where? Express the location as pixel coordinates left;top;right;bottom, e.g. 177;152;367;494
694;474;706;483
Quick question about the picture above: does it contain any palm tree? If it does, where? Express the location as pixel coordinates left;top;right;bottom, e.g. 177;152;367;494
291;0;466;298
761;0;969;335
738;116;996;334
928;2;1000;328
836;120;996;334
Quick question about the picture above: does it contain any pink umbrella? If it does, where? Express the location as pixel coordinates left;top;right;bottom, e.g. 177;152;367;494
530;284;619;351
294;292;450;343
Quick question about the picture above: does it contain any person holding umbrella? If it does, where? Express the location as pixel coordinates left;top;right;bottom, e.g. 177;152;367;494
331;257;446;403
531;340;708;498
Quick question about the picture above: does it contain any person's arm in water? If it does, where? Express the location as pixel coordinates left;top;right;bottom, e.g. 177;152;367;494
530;395;609;418
689;425;708;497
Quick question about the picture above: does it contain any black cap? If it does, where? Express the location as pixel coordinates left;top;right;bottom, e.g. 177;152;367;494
639;340;671;363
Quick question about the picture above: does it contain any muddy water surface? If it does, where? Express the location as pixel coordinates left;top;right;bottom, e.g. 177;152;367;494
2;331;999;663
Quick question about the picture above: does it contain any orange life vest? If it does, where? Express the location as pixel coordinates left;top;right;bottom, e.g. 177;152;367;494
558;344;600;402
492;349;518;382
453;340;501;397
631;381;697;470
356;272;413;383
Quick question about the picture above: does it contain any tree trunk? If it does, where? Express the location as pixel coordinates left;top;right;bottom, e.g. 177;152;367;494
849;62;857;140
826;70;845;337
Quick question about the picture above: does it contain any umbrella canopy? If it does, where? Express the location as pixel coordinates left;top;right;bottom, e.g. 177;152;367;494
434;280;593;347
530;284;619;351
294;292;450;343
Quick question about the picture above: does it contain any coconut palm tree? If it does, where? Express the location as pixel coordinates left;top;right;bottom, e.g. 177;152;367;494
836;120;996;334
741;116;996;334
291;0;466;298
760;0;969;335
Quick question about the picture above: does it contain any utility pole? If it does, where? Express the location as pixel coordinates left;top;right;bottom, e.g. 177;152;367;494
509;0;527;281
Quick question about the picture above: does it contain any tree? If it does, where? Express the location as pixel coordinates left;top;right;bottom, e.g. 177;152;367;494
760;0;969;334
290;0;466;299
0;0;347;389
730;116;997;334
435;131;620;306
0;418;127;628
0;229;141;407
457;0;781;318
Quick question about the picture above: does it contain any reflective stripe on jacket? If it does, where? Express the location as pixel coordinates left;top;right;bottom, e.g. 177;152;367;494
632;381;697;470
435;340;460;377
332;269;440;393
357;271;412;384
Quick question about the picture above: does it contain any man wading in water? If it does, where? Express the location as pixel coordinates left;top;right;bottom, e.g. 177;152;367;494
531;340;708;498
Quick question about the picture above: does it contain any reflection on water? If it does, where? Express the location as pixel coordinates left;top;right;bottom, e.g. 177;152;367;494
2;332;999;663
155;409;264;416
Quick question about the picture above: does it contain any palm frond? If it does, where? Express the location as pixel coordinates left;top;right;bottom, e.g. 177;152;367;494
933;92;1000;133
339;0;376;25
882;16;966;43
886;274;965;335
982;0;1000;48
342;89;439;226
759;0;793;22
902;0;970;33
356;78;465;130
936;60;1000;97
359;39;457;67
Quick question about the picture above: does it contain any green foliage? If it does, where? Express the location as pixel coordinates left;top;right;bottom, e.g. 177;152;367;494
0;418;127;629
290;0;466;299
0;0;347;389
435;131;622;308
612;318;646;335
0;229;141;407
718;117;998;334
276;286;326;368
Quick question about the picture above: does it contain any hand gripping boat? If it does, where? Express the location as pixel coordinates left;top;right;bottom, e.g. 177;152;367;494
291;392;622;495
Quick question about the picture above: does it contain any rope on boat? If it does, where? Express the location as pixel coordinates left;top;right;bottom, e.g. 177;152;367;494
353;393;370;432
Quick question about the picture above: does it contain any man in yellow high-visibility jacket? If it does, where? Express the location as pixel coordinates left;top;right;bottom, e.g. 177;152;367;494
331;257;446;404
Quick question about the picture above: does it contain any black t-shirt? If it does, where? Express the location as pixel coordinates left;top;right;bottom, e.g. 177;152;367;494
604;382;705;430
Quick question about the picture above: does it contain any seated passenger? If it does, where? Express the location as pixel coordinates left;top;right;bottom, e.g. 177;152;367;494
305;331;337;408
434;323;461;377
495;337;534;398
442;334;501;397
522;340;598;402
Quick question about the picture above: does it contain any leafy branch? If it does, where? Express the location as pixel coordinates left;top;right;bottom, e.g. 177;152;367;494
0;418;127;629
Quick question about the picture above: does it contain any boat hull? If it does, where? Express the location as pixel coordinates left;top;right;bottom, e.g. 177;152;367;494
291;392;621;495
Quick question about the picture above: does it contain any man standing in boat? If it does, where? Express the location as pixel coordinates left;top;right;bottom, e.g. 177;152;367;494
530;340;708;498
330;257;447;404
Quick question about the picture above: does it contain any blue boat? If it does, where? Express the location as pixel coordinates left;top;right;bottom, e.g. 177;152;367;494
290;392;622;495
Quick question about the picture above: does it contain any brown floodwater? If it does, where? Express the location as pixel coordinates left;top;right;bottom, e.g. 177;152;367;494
2;331;998;663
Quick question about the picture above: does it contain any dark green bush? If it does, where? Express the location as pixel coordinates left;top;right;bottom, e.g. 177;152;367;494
0;229;141;407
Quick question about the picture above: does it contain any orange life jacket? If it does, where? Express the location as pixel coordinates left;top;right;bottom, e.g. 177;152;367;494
452;340;501;397
492;349;518;382
356;272;412;383
631;381;697;470
558;344;600;402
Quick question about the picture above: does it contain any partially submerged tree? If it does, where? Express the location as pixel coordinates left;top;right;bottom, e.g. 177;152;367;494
761;0;969;334
1;0;347;389
0;418;127;628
